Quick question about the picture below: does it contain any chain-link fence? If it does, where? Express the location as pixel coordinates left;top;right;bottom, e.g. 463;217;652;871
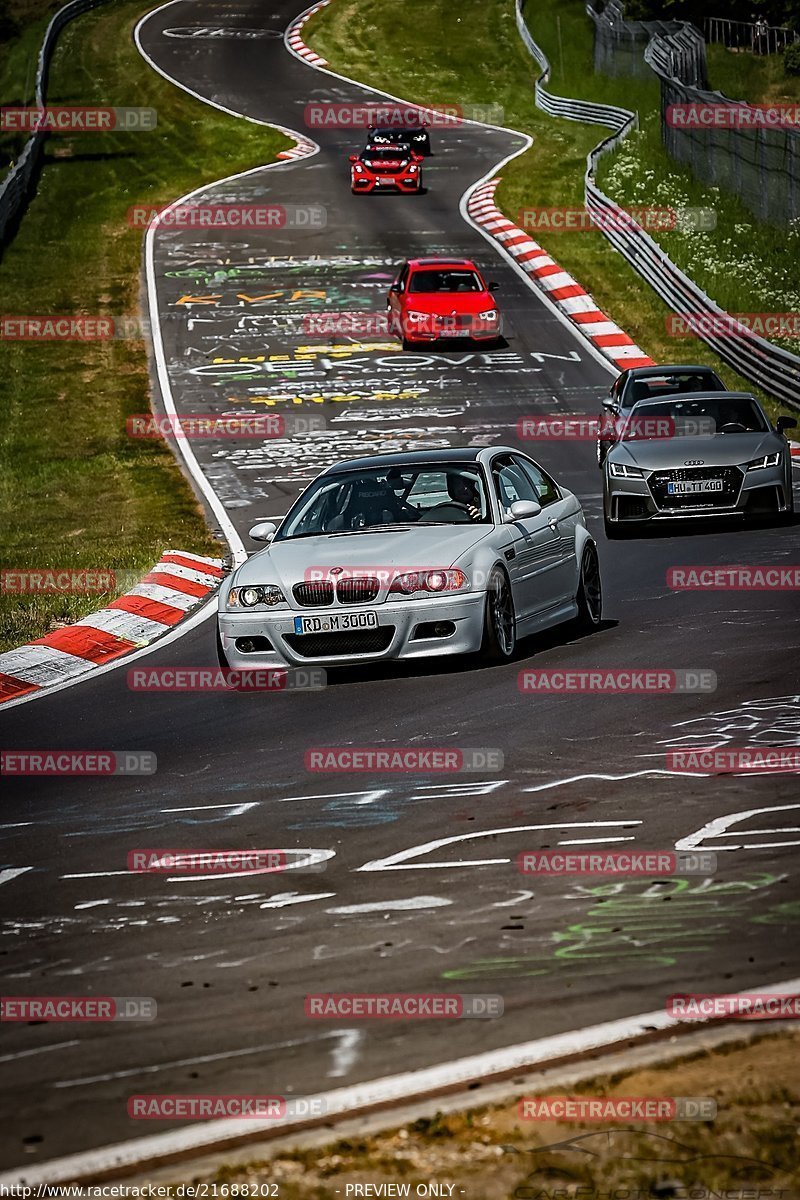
516;0;800;408
645;30;800;226
587;0;692;81
588;2;800;226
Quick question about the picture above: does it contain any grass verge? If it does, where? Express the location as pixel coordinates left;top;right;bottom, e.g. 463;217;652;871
0;0;291;652
306;0;798;423
157;1030;800;1196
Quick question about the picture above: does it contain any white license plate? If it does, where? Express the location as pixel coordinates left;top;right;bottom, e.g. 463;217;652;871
378;177;396;185
667;479;723;494
294;611;378;635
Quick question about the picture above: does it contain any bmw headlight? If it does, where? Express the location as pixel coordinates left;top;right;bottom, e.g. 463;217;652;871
478;308;499;321
228;585;286;608
746;452;781;470
609;462;644;478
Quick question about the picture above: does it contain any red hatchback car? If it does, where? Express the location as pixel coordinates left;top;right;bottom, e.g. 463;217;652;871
349;142;423;194
387;258;502;348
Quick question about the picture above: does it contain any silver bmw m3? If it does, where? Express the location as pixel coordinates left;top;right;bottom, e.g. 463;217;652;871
217;447;602;668
603;392;796;537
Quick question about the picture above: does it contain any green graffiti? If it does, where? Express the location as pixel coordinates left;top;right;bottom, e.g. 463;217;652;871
443;873;790;982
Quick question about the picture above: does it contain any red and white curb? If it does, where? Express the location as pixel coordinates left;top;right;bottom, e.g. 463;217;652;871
468;178;654;371
0;551;224;705
791;441;800;460
285;0;330;66
277;133;318;161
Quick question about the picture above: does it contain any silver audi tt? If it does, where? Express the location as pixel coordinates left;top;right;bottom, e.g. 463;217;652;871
603;391;796;537
217;447;602;668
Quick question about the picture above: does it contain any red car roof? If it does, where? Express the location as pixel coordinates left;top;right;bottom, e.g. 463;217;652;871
408;258;477;270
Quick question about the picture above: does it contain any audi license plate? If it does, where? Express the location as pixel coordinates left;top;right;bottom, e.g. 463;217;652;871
667;479;723;494
294;611;378;635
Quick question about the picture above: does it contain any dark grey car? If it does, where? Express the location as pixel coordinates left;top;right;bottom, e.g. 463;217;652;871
597;363;727;466
603;392;796;536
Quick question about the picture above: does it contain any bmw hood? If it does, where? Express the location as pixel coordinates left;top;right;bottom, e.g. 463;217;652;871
609;431;782;471
235;526;490;588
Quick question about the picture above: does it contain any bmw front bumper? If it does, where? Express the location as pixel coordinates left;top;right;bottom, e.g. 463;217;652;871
218;590;486;668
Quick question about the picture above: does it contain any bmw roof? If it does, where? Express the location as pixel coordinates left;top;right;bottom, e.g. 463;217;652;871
324;447;505;474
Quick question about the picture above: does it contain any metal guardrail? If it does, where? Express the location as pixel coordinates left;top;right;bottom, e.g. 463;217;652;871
0;0;110;246
515;0;800;409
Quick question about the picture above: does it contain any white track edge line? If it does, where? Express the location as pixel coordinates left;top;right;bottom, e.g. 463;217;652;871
0;3;324;712
4;974;799;1185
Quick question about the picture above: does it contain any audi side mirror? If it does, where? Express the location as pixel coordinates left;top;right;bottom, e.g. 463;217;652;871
248;521;277;543
776;415;797;434
504;499;541;522
488;281;500;291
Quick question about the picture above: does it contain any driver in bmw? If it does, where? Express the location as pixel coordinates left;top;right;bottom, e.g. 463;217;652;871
446;472;483;521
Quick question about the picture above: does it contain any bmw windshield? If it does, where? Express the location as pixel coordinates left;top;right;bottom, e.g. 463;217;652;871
277;464;492;539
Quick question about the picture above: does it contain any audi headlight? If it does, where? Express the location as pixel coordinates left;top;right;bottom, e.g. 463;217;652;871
388;569;468;597
746;452;781;470
228;585;286;608
478;308;499;321
609;462;644;478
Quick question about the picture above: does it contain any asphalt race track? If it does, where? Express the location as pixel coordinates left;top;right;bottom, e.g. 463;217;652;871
1;0;799;1171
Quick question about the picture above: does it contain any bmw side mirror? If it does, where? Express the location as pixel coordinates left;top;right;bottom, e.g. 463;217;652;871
505;499;541;522
488;281;500;291
776;415;797;434
248;521;277;543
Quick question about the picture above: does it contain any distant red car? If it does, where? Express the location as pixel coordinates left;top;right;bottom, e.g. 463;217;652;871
350;142;423;194
387;257;502;348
